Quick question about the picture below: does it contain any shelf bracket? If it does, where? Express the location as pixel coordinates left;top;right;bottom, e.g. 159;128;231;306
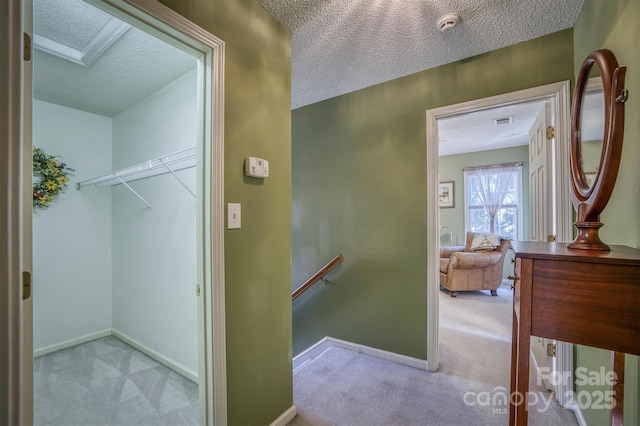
117;177;151;209
163;163;196;198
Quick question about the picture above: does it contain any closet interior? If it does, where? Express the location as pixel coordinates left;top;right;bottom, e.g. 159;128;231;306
32;0;202;420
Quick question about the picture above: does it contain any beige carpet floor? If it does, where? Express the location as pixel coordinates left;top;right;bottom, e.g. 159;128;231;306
289;283;579;426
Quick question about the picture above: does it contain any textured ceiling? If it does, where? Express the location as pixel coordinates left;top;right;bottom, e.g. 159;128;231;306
34;0;196;117
255;0;584;109
34;0;588;152
35;0;110;50
254;0;585;153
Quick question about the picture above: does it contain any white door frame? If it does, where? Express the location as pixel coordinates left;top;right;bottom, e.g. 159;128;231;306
425;81;573;404
3;0;228;424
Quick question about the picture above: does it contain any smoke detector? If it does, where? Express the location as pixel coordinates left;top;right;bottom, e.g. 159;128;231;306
436;13;461;32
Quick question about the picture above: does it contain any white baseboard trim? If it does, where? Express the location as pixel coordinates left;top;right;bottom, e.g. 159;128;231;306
269;405;297;426
293;336;428;373
111;329;199;384
293;337;335;373
34;329;199;384
565;398;587;426
34;329;112;357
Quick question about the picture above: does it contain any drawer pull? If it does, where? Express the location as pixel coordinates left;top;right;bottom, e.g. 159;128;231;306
508;274;519;290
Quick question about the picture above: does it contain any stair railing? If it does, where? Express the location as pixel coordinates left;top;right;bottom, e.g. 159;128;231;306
292;254;343;300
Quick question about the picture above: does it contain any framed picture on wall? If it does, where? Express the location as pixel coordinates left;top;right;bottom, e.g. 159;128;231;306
439;181;455;208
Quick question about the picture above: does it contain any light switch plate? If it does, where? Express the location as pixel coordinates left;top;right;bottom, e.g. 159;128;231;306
227;203;241;229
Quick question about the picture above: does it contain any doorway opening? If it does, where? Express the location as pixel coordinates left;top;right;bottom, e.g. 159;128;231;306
435;99;546;402
20;0;227;424
426;81;574;409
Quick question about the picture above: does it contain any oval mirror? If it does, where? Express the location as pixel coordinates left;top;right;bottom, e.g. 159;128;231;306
580;76;605;190
568;49;628;251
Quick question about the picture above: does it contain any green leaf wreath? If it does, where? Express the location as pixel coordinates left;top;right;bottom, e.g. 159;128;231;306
33;147;74;209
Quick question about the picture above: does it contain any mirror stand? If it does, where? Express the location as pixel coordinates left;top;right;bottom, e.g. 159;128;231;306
568;49;628;251
571;219;608;251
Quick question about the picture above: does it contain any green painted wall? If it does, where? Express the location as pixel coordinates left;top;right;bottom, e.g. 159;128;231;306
157;1;292;425
292;30;574;359
573;1;639;425
439;146;530;246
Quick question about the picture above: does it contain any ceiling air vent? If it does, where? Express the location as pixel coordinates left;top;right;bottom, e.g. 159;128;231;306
494;116;513;126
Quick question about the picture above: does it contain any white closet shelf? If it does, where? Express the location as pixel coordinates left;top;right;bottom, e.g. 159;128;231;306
76;147;196;190
76;147;197;209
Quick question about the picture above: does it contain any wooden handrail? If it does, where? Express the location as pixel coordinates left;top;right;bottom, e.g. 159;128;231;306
292;254;343;300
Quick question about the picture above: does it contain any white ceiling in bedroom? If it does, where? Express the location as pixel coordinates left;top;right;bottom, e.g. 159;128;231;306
438;101;547;156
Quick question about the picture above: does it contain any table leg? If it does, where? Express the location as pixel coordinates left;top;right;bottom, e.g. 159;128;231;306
514;317;531;425
610;351;625;426
510;309;518;424
514;259;533;426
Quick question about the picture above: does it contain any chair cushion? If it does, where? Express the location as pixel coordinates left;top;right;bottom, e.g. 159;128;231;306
469;232;500;251
439;258;449;274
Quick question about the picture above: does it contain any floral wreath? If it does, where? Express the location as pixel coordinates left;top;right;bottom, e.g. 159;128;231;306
33;147;74;209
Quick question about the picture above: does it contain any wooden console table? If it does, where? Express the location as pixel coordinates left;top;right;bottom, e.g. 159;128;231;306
509;241;640;426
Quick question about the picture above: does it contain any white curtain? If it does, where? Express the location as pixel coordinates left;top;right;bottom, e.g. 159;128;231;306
465;164;519;233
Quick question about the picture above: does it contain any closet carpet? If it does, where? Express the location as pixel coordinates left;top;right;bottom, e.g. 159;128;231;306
34;336;199;426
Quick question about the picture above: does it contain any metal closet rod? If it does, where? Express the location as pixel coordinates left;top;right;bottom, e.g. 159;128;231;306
76;146;197;209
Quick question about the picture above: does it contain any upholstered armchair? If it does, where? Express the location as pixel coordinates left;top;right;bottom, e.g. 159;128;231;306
439;232;511;297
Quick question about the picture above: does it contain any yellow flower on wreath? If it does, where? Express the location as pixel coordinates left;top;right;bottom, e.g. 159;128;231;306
57;176;69;185
44;180;58;191
40;195;53;205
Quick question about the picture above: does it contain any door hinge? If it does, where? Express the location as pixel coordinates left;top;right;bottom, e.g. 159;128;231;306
546;126;555;140
196;284;201;297
24;33;32;61
547;342;556;358
22;271;32;300
547;234;557;242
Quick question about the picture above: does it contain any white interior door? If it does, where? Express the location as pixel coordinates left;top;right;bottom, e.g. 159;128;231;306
529;106;550;244
528;105;557;392
22;0;34;422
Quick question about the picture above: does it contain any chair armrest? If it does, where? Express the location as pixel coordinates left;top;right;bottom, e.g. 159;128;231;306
440;245;466;258
449;251;499;269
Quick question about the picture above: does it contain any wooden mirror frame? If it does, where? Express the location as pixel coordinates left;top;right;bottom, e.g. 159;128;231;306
568;49;628;251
